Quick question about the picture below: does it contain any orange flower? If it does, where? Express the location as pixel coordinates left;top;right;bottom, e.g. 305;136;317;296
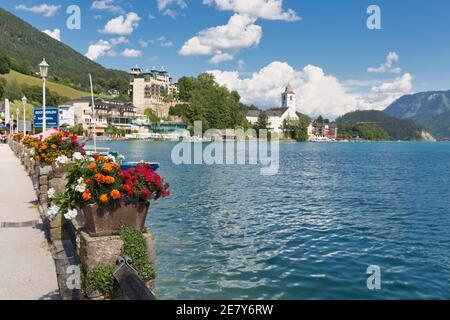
102;163;113;173
41;153;46;158
94;173;104;183
113;163;120;170
34;156;40;161
82;191;92;201
102;176;115;184
99;194;108;203
111;189;121;200
51;144;57;149
88;162;97;171
85;179;92;185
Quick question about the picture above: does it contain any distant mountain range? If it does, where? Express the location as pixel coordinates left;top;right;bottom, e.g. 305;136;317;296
384;90;450;138
336;110;435;141
0;8;129;94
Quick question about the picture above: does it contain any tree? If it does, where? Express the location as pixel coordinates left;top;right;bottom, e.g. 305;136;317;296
0;53;10;74
0;78;6;99
177;76;195;102
106;124;126;137
174;73;247;131
69;124;86;136
283;114;311;142
144;108;160;123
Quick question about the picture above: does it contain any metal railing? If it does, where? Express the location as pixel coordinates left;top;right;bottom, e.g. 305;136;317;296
113;256;157;300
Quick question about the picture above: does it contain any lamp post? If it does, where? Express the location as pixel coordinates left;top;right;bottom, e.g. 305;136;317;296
22;96;27;134
16;108;19;134
39;59;49;137
10;115;14;135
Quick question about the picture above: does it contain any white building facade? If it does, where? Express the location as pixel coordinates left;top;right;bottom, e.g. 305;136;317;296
244;85;299;134
129;66;178;115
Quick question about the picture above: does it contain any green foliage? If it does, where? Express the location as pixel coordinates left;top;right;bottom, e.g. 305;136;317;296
254;112;269;131
84;227;155;298
0;53;10;74
106;124;126;137
3;77;69;106
169;103;188;117
338;123;391;141
119;227;155;281
283;113;311;141
177;76;195;101
86;264;117;298
0;78;6;99
144;108;160;123
69;124;86;136
336;110;428;141
0;8;129;94
174;73;247;131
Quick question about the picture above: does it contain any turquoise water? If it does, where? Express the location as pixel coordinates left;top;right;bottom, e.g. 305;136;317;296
99;141;450;299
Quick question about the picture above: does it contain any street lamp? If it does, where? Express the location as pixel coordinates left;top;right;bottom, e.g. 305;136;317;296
39;58;49;136
10;115;14;135
22;96;27;134
16;108;19;134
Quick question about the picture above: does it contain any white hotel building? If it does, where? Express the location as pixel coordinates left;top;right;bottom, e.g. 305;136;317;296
129;66;179;116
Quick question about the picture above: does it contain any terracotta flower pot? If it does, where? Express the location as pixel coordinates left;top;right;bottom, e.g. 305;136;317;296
82;201;150;237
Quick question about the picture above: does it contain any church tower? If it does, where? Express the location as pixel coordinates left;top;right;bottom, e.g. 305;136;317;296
282;83;296;110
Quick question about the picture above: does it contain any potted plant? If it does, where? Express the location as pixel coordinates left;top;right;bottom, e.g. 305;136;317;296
55;154;169;236
32;132;84;167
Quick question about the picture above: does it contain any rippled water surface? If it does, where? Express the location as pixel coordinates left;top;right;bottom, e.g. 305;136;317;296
99;141;450;299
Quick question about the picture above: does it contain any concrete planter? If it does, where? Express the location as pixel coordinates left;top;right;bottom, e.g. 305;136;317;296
82;201;150;237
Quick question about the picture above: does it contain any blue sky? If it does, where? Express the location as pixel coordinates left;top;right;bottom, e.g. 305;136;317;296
2;0;450;117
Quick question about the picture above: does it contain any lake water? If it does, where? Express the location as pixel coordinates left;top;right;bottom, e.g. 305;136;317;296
98;141;450;299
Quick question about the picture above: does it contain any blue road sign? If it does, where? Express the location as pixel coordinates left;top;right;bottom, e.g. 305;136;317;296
33;107;59;128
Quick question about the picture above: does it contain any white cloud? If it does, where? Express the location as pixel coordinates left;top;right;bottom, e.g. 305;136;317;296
42;28;61;41
139;39;150;48
157;0;187;11
120;48;142;58
157;0;187;18
209;52;234;64
203;0;300;21
368;52;402;74
208;61;414;118
85;40;113;61
15;4;61;17
179;14;262;63
91;0;123;13
85;36;136;61
110;36;129;45
100;12;141;35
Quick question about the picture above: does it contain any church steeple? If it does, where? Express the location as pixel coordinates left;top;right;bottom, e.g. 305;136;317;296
282;83;296;110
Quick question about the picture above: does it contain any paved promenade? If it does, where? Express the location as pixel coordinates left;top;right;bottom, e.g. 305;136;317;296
0;143;59;300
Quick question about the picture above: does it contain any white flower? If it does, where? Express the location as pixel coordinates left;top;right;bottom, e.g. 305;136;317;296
107;154;116;162
89;157;96;162
30;149;35;156
75;177;86;193
48;188;56;199
64;208;78;220
73;152;83;161
56;155;69;165
47;205;60;220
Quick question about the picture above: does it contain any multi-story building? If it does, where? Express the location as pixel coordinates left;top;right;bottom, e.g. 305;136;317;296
61;97;136;136
129;66;179;115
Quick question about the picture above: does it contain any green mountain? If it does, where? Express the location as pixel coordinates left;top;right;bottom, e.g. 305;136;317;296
0;7;129;94
384;90;450;138
336;110;435;141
